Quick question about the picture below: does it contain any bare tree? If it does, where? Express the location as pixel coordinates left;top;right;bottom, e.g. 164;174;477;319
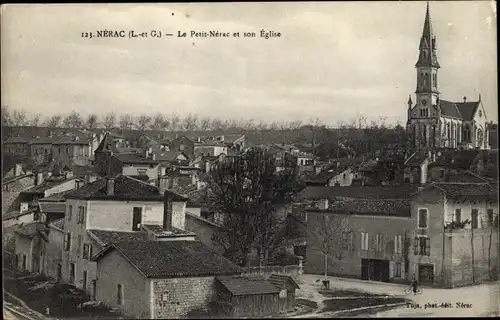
45;115;62;128
206;147;303;266
119;114;134;130
63;111;83;128
168;113;181;131
308;213;351;279
103;112;116;130
199;116;212;131
289;120;303;130
1;105;11;126
135;115;152;132
11;109;28;126
256;120;268;131
29;113;42;127
150;113;168;130
182;113;199;131
242;118;256;131
85;114;98;131
210;118;223;131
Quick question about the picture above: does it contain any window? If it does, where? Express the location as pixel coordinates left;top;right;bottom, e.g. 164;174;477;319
349;232;355;251
439;169;445;178
179;144;185;151
70;263;75;284
83;270;88;291
361;232;369;251
341;232;348;249
77;206;85;224
64;233;72;251
33;212;41;221
137;169;147;176
83;244;93;260
117;284;124;305
394;234;403;254
56;264;62;280
455;209;462;223
68;205;73;221
418;209;428;228
471;209;479;229
77;235;83;257
487;209;494;224
375;234;384;251
414;237;430;256
395;262;402;278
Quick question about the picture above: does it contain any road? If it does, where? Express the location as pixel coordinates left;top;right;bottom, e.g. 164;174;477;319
295;274;500;318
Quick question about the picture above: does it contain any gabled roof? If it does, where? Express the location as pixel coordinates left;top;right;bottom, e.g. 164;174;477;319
14;222;49;239
216;276;280;296
154;150;189;162
87;229;148;247
417;182;498;201
2;208;37;221
64;175;187;201
115;153;160;165
39;202;66;213
23;176;78;194
92;240;241;278
455;101;481;121
95;132;118;153
301;185;418;200
268;274;300;290
324;199;411;217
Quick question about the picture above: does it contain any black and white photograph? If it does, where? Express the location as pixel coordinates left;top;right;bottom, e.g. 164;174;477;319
1;1;498;318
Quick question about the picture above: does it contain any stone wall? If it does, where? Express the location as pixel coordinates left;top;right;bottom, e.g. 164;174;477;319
152;277;217;319
241;265;303;281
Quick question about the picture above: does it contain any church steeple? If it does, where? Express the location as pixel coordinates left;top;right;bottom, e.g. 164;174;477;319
416;2;440;68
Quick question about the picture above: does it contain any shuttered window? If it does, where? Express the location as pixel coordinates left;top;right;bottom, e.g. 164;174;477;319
414;237;430;256
418;209;428;228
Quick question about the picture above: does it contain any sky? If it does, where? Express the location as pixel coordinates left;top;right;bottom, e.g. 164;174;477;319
1;1;497;127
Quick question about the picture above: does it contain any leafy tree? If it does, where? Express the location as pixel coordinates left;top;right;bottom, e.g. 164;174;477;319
103;112;116;130
206;147;303;266
63;111;83;128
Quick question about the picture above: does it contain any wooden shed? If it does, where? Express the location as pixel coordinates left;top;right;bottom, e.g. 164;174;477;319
268;274;300;313
215;275;280;318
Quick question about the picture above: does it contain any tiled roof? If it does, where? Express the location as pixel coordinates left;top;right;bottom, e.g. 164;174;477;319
39;202;66;213
439;100;462;119
216;276;280;296
87;229;148;246
3;209;37;221
268;274;300;290
359;159;380;172
223;134;245;144
93;240;241;278
49;218;65;231
14;222;49;239
433;171;490;184
4;136;29;144
64;175;188;201
142;224;196;238
115;153;160;165
154;150;188;162
323;199;411;217
52;136;92;145
432;182;498;199
301;185;418;200
23;176;77;194
405;151;429;167
429;150;479;169
40;189;73;202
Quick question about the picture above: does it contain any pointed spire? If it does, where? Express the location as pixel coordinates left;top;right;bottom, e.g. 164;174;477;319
478;93;482;102
416;2;440;68
408;95;413;105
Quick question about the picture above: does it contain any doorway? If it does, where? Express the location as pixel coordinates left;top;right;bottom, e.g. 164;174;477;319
418;264;434;285
361;259;390;282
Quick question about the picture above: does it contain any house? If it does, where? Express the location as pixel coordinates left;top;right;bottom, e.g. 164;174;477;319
51;135;94;166
116;154;161;181
222;134;246;151
29;137;54;166
14;222;49;273
194;141;228;158
92;240;241;319
42;218;65;281
38;190;73;223
404;150;432;184
304;185;418;283
357;154;406;186
3;136;30;157
305;160;362;186
268;274;300;313
60;174;189;296
409;182;499;287
214;275;280;318
170;135;195;158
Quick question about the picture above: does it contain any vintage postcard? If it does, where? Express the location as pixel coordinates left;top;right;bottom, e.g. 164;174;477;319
1;1;498;319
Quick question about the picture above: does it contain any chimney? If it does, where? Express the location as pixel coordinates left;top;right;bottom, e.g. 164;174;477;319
36;172;44;186
318;198;329;210
145;149;150;159
463;96;467;103
336;161;340;168
14;164;22;177
106;178;115;196
152;152;156;161
163;191;173;232
314;165;321;175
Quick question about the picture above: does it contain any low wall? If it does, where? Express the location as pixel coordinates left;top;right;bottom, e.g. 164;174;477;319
241;264;303;280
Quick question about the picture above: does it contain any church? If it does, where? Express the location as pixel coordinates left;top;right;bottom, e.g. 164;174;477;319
406;3;490;151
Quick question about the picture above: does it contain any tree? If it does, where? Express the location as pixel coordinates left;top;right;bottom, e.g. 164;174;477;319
135;115;152;132
30;113;42;127
168;113;181;131
45;115;62;128
11;109;28;126
206;147;303;266
150;113;168;130
119;114;134;130
182;113;199;131
199;116;212;131
63;111;83;128
103;112;116;130
85;114;98;131
308;213;351;279
2;105;12;126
